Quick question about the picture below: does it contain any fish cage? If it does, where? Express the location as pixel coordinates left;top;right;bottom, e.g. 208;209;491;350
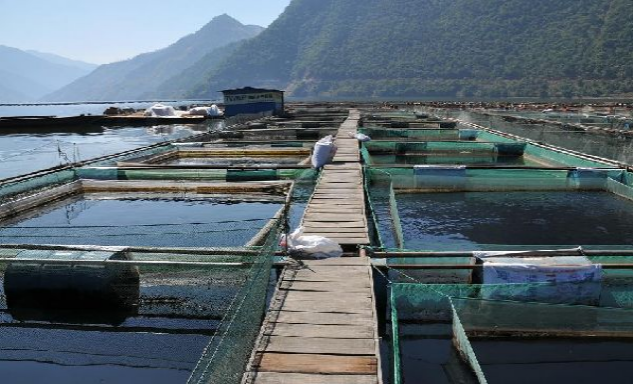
365;166;632;251
0;221;282;383
361;109;634;383
0;157;319;383
386;277;633;384
361;141;559;167
115;147;312;168
358;127;477;141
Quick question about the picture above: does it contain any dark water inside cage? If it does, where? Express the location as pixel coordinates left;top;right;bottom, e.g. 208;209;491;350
161;156;307;166
369;154;555;167
0;263;250;383
0;197;284;247
378;191;632;250
398;323;478;384
398;323;633;384
471;338;633;384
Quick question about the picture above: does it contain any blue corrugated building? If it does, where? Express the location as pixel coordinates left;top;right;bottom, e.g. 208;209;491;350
221;87;285;117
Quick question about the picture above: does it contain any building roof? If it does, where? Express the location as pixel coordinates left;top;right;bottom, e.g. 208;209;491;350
220;86;284;95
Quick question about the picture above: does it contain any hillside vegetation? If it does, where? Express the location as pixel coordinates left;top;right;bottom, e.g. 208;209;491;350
188;0;632;99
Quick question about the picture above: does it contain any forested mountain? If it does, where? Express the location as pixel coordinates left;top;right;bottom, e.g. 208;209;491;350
44;14;263;102
188;0;632;99
143;42;244;99
0;45;96;102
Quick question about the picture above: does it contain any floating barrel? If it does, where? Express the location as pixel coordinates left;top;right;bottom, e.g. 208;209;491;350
3;250;139;323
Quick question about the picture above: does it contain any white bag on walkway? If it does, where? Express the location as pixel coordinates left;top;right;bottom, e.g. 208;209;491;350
311;135;337;169
353;133;371;142
283;226;343;259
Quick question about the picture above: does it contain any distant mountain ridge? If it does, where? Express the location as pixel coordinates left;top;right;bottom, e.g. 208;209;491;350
44;14;264;102
26;50;98;72
0;45;97;102
185;0;633;99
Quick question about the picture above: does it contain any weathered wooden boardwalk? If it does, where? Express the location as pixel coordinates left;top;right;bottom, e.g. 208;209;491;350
301;110;370;247
244;110;380;384
245;257;380;384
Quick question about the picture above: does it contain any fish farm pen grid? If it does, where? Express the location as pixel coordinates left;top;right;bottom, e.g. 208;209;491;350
0;102;631;384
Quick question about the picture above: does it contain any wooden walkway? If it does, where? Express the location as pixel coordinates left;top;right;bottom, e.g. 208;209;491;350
244;110;380;384
245;258;380;384
301;110;370;247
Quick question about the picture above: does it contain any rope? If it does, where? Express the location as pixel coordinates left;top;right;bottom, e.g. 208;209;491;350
0;142;56;162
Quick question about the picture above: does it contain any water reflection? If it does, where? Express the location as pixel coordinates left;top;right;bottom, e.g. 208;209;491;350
0;123;217;180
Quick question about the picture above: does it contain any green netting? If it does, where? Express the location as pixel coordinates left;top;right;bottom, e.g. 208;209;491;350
85;144;176;167
76;167;318;182
0;169;76;201
389;183;404;249
187;219;280;383
606;175;633;200
0;218;281;384
364;141;507;155
524;143;619;168
390;281;633;383
366;166;626;192
359;127;461;141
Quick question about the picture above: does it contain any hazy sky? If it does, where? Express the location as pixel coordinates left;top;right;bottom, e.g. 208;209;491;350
0;0;292;64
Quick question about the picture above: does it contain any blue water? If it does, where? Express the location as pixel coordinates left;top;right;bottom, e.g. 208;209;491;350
376;191;633;250
0;124;220;180
0;196;283;247
0;263;247;384
0;100;219;118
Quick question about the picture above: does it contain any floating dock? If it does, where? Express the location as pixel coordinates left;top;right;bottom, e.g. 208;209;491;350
301;110;370;247
245;110;380;383
245;257;380;384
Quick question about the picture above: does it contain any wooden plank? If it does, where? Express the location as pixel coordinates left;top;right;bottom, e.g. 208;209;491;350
308;201;363;205
276;301;374;315
307;202;363;207
272;311;374;326
253;372;377;384
283;293;371;304
303;213;365;220
302;237;370;244
267;323;374;339
280;282;371;293
285;274;369;283
302;226;367;233
302;217;366;223
262;336;376;355
300;258;368;266
281;299;372;311
316;184;362;189
302;232;368;238
290;272;368;281
293;265;368;272
314;187;362;191
305;208;362;213
299;221;365;228
256;353;376;375
281;274;370;284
